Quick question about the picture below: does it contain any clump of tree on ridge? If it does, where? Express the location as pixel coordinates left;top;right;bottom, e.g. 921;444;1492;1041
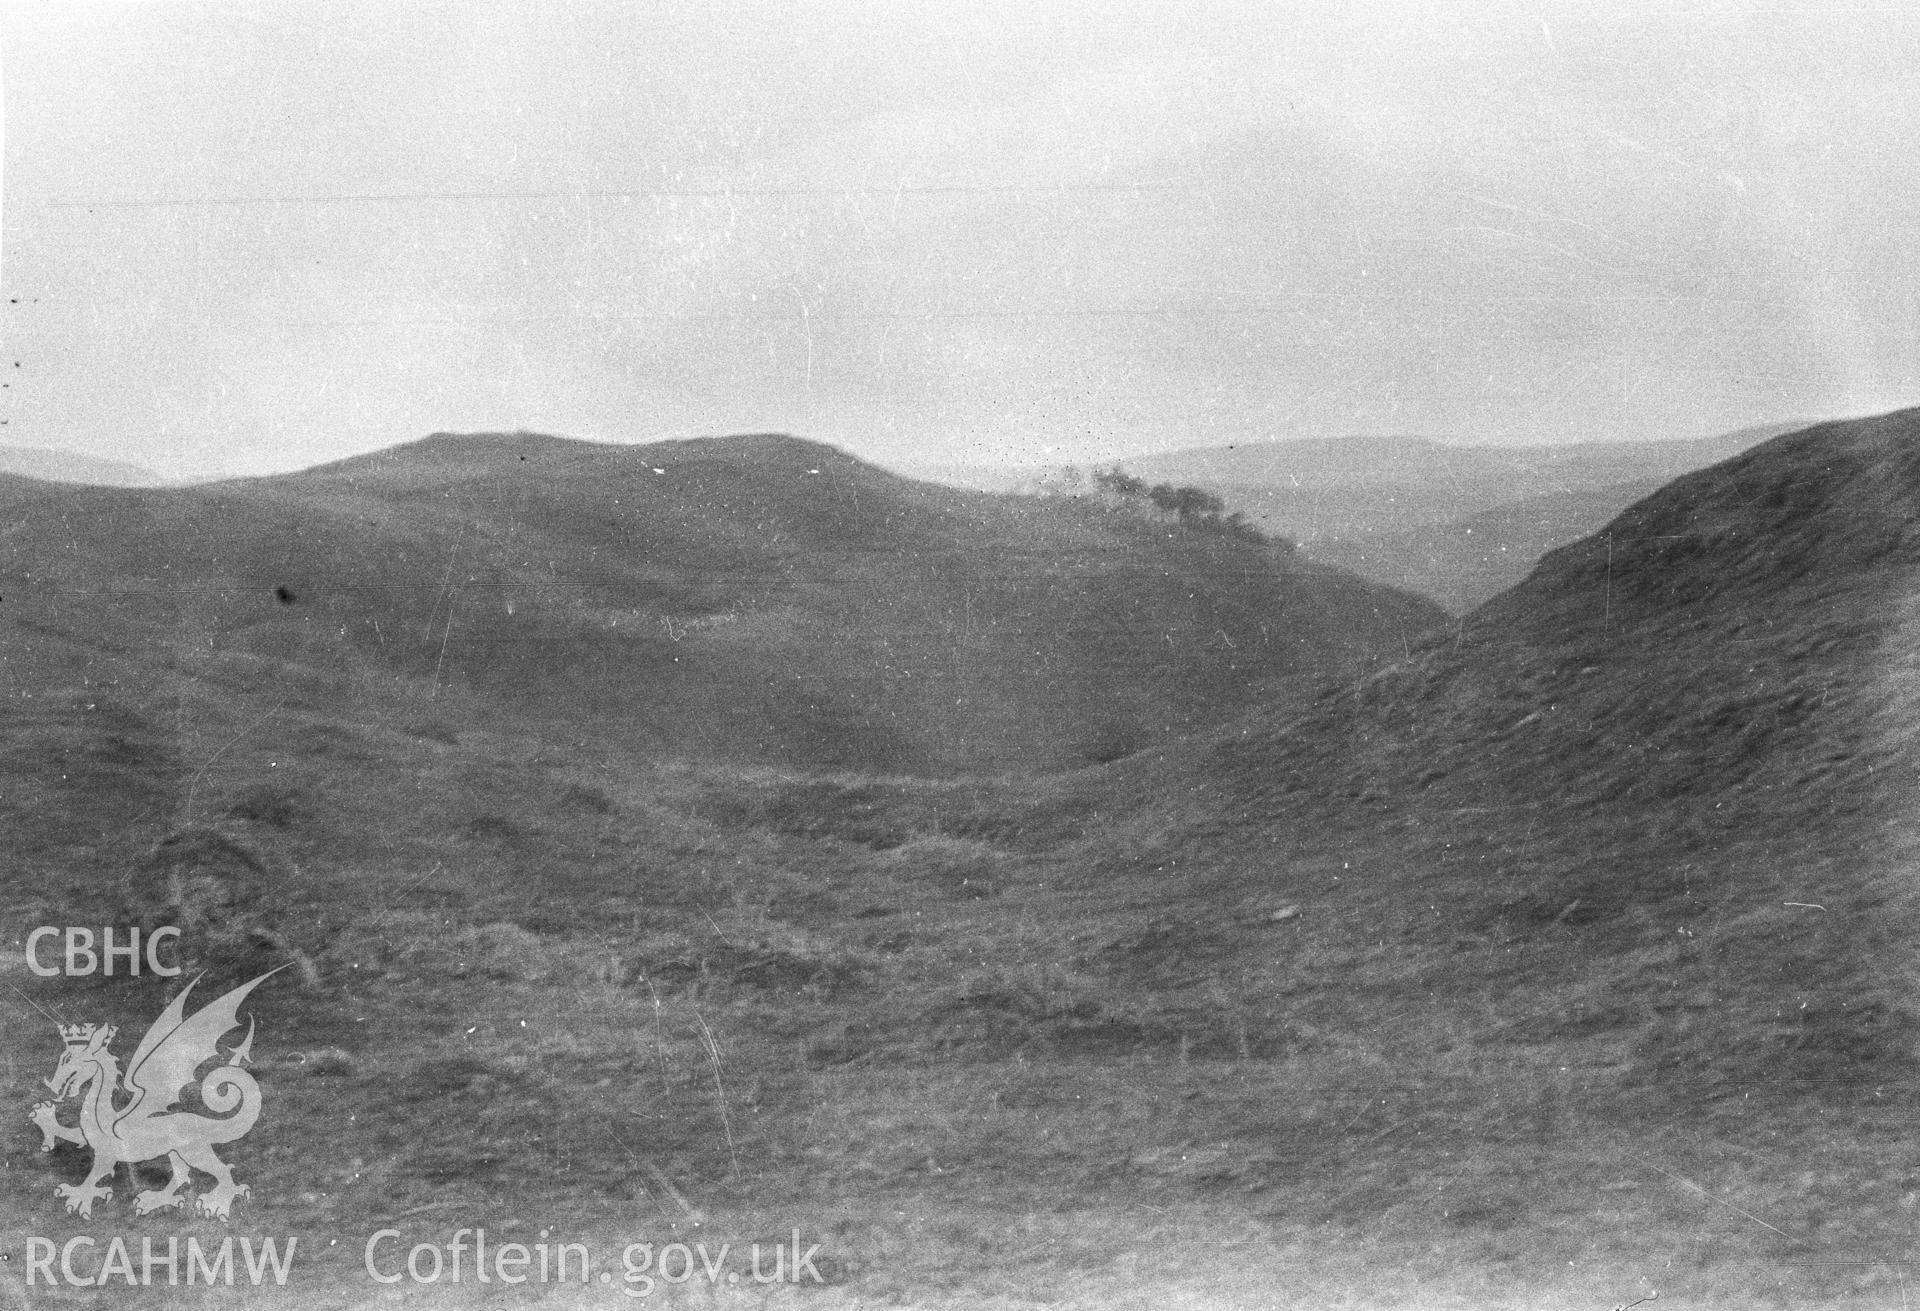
1086;466;1276;543
1017;463;1290;548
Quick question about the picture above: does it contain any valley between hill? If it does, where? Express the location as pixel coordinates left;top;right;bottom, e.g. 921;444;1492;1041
4;416;1918;1308
1113;423;1807;614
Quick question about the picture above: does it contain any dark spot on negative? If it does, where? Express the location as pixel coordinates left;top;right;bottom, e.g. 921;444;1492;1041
274;586;296;605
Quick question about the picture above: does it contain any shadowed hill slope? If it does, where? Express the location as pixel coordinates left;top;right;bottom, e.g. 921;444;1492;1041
1114;408;1920;1089
0;430;1443;774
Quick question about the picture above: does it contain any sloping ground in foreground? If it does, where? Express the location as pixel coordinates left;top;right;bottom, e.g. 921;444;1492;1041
703;408;1920;1303
9;418;1920;1306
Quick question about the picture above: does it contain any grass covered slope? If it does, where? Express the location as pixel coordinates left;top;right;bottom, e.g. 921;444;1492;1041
11;416;1920;1306
1174;409;1920;1076
0;431;1442;775
654;405;1920;1301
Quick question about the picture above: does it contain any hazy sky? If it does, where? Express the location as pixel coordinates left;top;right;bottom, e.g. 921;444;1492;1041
1;0;1916;478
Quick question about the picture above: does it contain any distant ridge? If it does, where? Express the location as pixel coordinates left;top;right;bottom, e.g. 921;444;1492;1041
0;444;165;486
1304;477;1670;612
1116;423;1806;539
1100;422;1805;609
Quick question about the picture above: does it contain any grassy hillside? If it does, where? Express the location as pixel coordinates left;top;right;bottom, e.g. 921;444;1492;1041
4;415;1914;1308
1155;408;1920;1089
1050;407;1920;1300
0;430;1442;776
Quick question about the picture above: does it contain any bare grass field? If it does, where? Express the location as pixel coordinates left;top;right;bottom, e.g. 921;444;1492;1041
6;417;1920;1307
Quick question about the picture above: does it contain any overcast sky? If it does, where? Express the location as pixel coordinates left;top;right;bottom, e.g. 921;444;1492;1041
1;0;1916;478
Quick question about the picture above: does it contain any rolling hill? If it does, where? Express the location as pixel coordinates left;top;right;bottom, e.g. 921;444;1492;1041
1020;406;1920;1294
0;430;1442;778
0;443;166;486
9;415;1916;1306
673;408;1920;1302
1153;408;1920;1083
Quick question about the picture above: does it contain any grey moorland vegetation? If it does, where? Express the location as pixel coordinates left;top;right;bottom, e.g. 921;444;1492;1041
4;414;1918;1307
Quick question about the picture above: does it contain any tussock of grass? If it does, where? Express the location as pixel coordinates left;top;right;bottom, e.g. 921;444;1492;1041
884;833;1006;898
620;925;877;1001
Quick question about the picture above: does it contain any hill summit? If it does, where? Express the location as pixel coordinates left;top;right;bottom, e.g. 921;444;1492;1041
0;430;1443;775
